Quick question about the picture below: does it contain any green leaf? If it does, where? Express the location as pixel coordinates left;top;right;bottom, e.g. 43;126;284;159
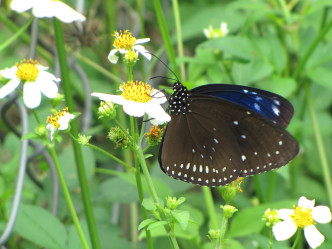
138;218;158;230
21;132;39;140
171;210;190;230
307;67;332;90
142;198;157;211
227;200;296;238
14;204;67;249
262;74;297;97
147;221;168;231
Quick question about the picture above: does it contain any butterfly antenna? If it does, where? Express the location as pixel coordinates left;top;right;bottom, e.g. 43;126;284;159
148;52;180;82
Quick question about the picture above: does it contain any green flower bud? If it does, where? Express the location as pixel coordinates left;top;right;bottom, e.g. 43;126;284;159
221;205;238;218
108;127;129;149
77;134;91;145
263;208;280;227
166;196;185;210
98;101;116;120
207;229;220;241
221;177;243;203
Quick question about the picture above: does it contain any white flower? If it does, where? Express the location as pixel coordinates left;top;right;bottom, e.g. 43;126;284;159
11;0;86;23
46;107;75;141
91;81;170;124
203;22;229;39
272;196;332;248
0;59;59;109
108;30;151;64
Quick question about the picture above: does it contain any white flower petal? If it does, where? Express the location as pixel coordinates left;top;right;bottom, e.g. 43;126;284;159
108;49;119;63
272;220;297;241
277;209;294;220
150;90;168;104
304;225;324;249
0;66;18;79
221;22;229;36
298;196;315;209
144;103;170;123
31;0;54;18
48;0;86;23
91;93;126;105
134;38;150;45
23;82;41;108
312;206;332;224
123;101;145;117
46;123;56;141
11;0;36;12
0;78;21;98
134;45;151;61
37;72;59;98
38;69;60;82
58;113;75;130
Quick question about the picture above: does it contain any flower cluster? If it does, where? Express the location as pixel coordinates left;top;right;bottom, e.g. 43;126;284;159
46;107;75;141
203;22;229;39
0;59;59;108
92;80;170;124
272;196;332;248
108;30;151;64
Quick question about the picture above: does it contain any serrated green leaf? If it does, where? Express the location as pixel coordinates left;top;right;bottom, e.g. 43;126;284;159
138;218;158;230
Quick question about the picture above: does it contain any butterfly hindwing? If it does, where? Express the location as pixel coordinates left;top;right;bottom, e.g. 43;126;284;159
159;94;299;187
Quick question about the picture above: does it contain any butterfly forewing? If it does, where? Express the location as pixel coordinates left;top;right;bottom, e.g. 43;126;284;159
159;95;299;187
190;84;294;128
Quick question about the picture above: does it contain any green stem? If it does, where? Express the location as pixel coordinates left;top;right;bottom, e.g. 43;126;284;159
293;18;332;80
85;143;134;172
152;0;180;77
307;89;332;207
269;228;273;249
0;17;33;52
171;0;186;80
134;158;154;249
202;187;218;229
217;214;228;249
48;146;90;249
53;19;100;249
291;229;302;249
277;0;291;24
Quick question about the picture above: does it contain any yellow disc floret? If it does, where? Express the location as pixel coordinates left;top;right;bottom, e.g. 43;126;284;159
290;206;315;228
16;59;39;81
46;107;69;128
113;30;136;50
121;81;153;103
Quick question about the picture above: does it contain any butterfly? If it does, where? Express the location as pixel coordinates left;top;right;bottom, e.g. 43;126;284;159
158;82;299;187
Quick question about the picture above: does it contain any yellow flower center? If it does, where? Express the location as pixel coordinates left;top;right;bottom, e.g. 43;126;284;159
113;30;136;50
16;59;39;81
121;81;153;103
46;107;69;128
290;206;315;228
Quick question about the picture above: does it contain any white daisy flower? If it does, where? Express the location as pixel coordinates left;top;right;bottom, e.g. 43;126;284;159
0;59;59;109
203;22;229;39
91;81;170;124
272;196;332;248
46;107;75;141
11;0;86;23
108;30;151;64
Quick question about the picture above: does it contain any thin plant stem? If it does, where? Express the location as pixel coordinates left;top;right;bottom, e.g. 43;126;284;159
202;187;219;229
307;89;332;207
217;213;228;249
152;0;180;77
171;0;186;80
269;228;273;249
293;18;332;80
291;229;302;249
48;145;90;249
134;158;154;249
85;142;134;172
0;17;33;52
277;0;291;24
53;19;101;249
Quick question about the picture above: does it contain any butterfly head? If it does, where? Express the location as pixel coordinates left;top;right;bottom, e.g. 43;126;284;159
167;81;191;115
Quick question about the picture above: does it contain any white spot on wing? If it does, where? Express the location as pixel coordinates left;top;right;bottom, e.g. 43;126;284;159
241;155;246;161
